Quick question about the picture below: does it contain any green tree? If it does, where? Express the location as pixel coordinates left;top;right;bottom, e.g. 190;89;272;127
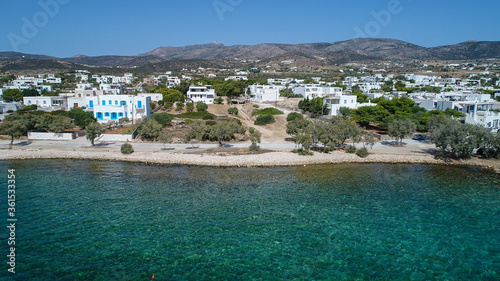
86;122;103;146
183;121;207;144
248;127;262;151
175;102;184;112
138;118;163;141
158;129;173;149
339;107;352;118
186;102;194;113
68;107;95;128
210;119;245;146
48;115;73;133
22;88;39;97
2;89;23;102
388;119;416;145
0;119;27;145
196;102;208;112
444;108;466;118
160;89;185;104
214;97;224;104
330;116;363;148
428;116;479;159
228;107;238;116
352;106;390;127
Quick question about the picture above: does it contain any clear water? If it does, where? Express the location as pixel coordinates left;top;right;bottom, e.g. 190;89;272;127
1;160;499;280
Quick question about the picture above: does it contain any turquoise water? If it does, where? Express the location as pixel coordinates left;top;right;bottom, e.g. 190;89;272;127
1;160;500;280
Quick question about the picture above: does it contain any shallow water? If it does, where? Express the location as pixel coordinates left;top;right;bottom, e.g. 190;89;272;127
0;160;499;280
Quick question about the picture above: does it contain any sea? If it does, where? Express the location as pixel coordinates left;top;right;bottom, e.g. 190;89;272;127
0;159;499;280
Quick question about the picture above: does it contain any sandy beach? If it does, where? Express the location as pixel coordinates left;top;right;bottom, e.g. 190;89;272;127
1;137;499;172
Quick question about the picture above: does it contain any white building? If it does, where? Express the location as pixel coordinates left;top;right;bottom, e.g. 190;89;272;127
323;94;358;116
225;76;248;81
187;85;216;104
293;86;344;99
69;95;151;123
462;102;500;132
247;85;283;103
167;76;181;87
23;96;67;109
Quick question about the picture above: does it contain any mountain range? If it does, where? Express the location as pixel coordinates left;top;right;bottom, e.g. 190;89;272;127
1;39;499;71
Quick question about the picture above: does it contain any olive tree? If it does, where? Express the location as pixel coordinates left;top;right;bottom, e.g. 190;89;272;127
86;122;103;146
388;119;416;145
0;119;27;145
158;129;173;149
138;118;163;141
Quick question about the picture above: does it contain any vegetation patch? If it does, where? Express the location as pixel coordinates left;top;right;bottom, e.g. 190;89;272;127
175;112;216;120
254;115;276;125
253;108;284;116
121;143;134;154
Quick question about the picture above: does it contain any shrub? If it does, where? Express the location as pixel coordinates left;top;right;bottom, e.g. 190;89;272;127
346;146;356;154
253;108;284;116
196;102;208;112
214;97;224;104
356;147;369;158
186;102;194;113
228;107;238;116
175;102;184;112
249;143;260;151
205;120;217;126
287;112;303;122
253;105;260;108
122;129;132;135
121;143;134;154
176;112;216;120
150;113;173;127
254;114;276;125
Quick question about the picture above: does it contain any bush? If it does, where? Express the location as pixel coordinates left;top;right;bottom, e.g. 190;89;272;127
287;112;303;122
346;146;356;154
253;108;284;116
356;147;369;158
205;120;217;126
121;143;134;154
196;102;208;112
254;114;276;125
177;112;216;120
253;105;260;108
214;97;224;105
249;143;260;151
150;113;174;127
228;107;238;116
122;129;132;135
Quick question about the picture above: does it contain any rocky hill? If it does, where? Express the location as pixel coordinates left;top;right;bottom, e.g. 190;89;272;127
1;39;499;71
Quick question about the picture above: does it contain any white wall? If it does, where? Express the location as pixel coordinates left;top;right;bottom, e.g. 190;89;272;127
28;132;77;140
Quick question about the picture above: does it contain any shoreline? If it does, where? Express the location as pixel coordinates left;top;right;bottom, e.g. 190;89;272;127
1;147;499;172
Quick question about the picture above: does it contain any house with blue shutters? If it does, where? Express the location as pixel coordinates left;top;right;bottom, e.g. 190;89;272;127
69;95;151;123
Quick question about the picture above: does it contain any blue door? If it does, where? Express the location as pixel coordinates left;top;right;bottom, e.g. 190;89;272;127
137;101;142;108
111;113;118;120
89;100;94;108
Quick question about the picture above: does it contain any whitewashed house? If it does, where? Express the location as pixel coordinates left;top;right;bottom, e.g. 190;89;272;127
23;96;67;109
247;85;283;103
293;86;344;99
187;85;216;104
323;94;358;116
69;95;150;123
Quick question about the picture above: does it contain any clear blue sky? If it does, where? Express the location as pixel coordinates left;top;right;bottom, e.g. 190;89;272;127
2;0;499;58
